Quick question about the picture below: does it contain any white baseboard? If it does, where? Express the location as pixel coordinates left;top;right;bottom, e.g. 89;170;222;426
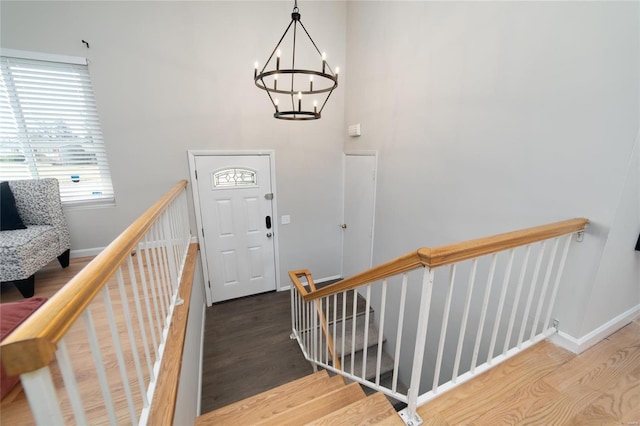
70;247;104;258
551;304;640;354
315;275;342;284
70;235;197;259
278;275;342;291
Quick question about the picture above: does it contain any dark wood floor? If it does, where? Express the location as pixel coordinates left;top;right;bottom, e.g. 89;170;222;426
200;289;315;414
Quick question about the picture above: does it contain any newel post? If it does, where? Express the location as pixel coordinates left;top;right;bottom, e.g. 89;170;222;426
399;267;434;426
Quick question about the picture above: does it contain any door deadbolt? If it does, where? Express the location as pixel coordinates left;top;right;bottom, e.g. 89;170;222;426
266;232;273;238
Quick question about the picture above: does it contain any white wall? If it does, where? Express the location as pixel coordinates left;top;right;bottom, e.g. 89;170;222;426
2;0;637;342
0;1;347;287
344;0;639;349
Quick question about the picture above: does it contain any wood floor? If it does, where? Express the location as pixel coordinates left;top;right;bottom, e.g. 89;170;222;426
200;290;315;413
2;261;639;425
417;319;640;425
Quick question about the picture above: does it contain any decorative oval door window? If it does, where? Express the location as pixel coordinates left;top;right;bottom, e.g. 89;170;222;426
212;168;257;188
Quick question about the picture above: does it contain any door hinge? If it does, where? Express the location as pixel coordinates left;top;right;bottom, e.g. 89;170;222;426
202;228;204;237
195;170;198;180
208;280;211;288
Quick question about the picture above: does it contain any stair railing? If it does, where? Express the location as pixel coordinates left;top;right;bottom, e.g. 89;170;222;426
290;218;588;426
1;180;193;425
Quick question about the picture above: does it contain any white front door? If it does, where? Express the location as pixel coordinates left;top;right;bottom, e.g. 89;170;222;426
194;154;276;303
343;153;377;278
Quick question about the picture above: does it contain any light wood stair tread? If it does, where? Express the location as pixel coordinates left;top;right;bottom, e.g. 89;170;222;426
256;382;366;426
305;392;404;425
196;371;343;425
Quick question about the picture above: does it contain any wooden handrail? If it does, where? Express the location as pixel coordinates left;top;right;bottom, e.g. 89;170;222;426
289;270;342;373
303;218;588;302
1;180;189;376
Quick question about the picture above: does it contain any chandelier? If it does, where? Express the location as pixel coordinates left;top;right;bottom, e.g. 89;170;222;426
254;0;339;121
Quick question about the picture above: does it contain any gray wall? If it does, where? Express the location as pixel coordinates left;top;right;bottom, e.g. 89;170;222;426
343;0;639;349
0;1;347;288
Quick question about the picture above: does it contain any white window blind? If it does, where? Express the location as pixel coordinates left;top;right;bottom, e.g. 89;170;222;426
0;52;114;205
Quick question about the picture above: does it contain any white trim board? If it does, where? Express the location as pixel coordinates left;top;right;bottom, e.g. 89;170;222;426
550;304;640;354
70;247;104;258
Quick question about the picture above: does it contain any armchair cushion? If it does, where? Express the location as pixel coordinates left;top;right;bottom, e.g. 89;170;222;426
0;226;59;281
0;182;26;231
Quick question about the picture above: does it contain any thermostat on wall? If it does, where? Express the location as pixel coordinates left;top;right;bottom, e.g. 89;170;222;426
348;124;361;137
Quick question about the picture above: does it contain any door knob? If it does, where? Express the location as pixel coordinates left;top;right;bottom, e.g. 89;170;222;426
266;232;273;238
340;224;347;229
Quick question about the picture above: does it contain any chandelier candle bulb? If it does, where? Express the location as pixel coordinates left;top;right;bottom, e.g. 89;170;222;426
274;74;278;90
322;52;327;73
274;98;279;112
276;49;281;70
298;91;302;111
309;75;314;91
254;61;259;78
314;100;318;114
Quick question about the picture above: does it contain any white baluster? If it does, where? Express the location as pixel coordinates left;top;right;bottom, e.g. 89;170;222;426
543;235;573;331
56;337;88;425
392;273;408;393
20;367;65;426
102;285;138;425
518;241;546;348
350;289;358;375
144;233;167;332
362;284;371;380
504;245;531;355
433;264;456;393
116;268;148;408
341;290;347;371
138;239;161;369
471;254;497;373
530;238;560;340
150;224;169;318
162;214;178;292
375;279;387;386
83;308;117;426
325;297;330;364
453;259;477;383
406;267;435;419
128;255;155;380
333;293;338;367
487;249;515;365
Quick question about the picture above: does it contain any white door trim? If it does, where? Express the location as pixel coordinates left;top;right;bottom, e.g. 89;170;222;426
187;149;281;306
341;151;378;279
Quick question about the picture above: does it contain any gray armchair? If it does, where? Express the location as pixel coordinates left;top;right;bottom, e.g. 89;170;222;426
0;179;71;297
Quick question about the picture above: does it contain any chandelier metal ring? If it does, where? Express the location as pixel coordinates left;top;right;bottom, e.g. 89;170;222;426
254;69;337;95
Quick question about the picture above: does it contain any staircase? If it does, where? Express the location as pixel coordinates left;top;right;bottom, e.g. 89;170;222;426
196;289;407;425
310;288;408;402
195;370;403;425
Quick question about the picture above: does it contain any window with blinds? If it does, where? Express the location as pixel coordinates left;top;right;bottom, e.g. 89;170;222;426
0;51;114;205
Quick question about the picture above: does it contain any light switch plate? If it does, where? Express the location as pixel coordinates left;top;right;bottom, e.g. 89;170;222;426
281;215;291;225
